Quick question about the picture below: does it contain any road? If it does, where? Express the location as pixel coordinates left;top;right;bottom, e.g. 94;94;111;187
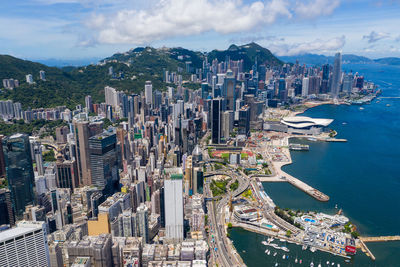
205;165;248;267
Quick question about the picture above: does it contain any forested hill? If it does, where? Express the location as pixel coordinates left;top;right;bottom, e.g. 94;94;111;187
0;43;283;109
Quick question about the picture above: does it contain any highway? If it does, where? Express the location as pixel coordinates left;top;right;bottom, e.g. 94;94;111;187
204;165;248;267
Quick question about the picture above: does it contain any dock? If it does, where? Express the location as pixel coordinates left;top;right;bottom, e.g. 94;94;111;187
358;239;376;261
233;222;350;259
325;138;347;142
360;236;400;243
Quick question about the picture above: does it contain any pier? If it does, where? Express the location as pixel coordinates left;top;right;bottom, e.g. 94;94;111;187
358;239;376;261
360;236;400;243
256;160;330;202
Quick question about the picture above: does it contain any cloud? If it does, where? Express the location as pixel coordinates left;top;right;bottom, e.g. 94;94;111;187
294;0;340;19
362;31;390;43
268;35;346;56
83;0;340;45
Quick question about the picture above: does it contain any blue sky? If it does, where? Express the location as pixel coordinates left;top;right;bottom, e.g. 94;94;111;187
1;0;400;60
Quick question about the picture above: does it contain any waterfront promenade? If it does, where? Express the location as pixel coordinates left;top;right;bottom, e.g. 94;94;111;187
254;136;330;202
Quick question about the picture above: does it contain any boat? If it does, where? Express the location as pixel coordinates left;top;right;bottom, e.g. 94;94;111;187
262;241;268;245
386;104;391;107
307;137;317;141
345;260;350;263
281;247;290;252
332;263;335;266
275;263;278;267
310;261;314;267
337;264;340;267
268;237;275;242
302;245;308;250
242;250;246;253
300;259;302;264
335;204;338;209
265;249;269;254
295;258;298;263
279;239;286;242
286;255;289;259
310;247;316;252
318;264;321;267
273;252;277;257
268;250;271;255
359;107;364;110
327;261;330;265
282;254;286;259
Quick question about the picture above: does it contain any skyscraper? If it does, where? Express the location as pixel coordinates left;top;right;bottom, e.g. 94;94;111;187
2;133;35;217
85;95;93;113
0;188;15;226
0;221;50;266
331;52;342;97
73;120;91;186
211;98;222;144
164;174;184;243
33;141;44;176
89;131;119;196
223;69;236;111
136;203;149;243
145;81;153;107
302;77;309;97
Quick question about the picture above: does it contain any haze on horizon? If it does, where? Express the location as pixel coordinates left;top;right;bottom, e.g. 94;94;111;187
1;0;400;60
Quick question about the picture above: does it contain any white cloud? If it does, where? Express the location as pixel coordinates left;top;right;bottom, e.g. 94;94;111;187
294;0;340;19
362;31;390;43
83;0;340;45
268;35;346;56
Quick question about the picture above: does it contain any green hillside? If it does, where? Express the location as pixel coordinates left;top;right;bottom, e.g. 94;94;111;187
0;43;283;109
207;42;283;70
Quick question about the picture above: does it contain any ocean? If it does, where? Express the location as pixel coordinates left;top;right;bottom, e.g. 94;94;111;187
230;63;400;267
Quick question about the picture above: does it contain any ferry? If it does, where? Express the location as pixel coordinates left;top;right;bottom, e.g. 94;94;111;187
289;143;310;151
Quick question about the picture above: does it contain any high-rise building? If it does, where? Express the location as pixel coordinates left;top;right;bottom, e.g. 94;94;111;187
331;52;342;97
145;81;153;107
223;70;236;111
0;188;15;226
302;77;309;97
85;95;93;113
0;221;50;267
89;131;119;195
136;204;149;243
211;98;222;144
39;70;46;81
0;135;6;178
33;141;44;176
73;120;91;186
55;153;79;190
26;74;34;84
164;174;184;243
238;106;250;137
2;133;35;217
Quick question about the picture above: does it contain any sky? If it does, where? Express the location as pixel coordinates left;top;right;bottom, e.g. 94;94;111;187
1;0;400;60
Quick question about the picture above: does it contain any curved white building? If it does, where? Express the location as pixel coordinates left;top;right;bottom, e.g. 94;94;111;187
281;116;333;135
